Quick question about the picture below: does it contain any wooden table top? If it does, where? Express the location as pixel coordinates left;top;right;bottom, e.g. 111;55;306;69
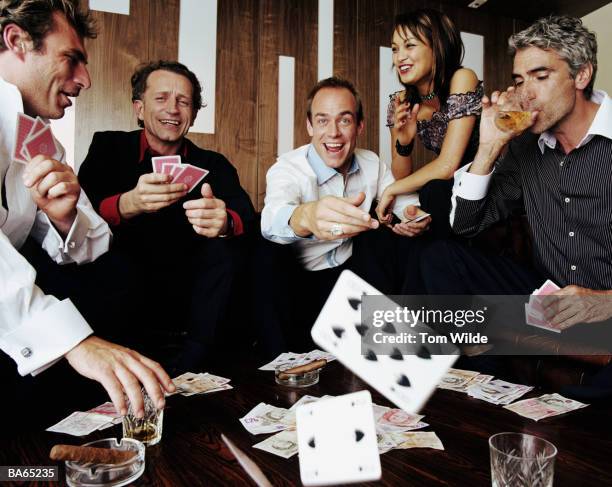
2;359;611;486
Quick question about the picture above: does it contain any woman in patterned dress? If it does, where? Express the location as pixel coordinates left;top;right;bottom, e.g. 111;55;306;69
376;9;483;237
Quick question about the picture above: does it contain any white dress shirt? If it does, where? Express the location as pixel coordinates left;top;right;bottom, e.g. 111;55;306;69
0;76;111;376
261;144;419;271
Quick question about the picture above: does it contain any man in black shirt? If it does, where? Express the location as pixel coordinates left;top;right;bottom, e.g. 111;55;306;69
423;15;612;331
79;61;255;372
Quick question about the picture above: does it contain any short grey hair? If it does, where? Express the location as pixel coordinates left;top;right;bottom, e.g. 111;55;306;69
508;15;597;99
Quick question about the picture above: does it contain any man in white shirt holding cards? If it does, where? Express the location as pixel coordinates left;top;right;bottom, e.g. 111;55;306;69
257;77;430;356
78;61;256;373
0;0;174;425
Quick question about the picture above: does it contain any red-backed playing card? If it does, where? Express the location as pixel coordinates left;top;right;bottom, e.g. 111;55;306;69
13;113;36;164
171;164;209;192
23;125;61;161
152;155;181;174
20;117;49;160
162;162;182;175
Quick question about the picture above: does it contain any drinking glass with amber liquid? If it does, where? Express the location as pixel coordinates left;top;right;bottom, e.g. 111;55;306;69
494;90;532;133
122;389;164;446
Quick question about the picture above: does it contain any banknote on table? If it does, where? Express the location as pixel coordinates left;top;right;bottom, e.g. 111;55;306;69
469;374;494;386
182;373;232;396
377;433;399;454
390;431;445;450
503;393;588;421
438;368;480;391
253;430;299;459
170;372;232;396
467;379;533;405
258;349;336;371
372;404;427;433
438;368;493;392
240;403;292;435
86;402;123;430
47;411;113;436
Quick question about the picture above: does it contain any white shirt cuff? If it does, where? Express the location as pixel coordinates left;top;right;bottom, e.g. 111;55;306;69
0;299;93;376
40;208;89;263
455;163;493;201
263;204;315;242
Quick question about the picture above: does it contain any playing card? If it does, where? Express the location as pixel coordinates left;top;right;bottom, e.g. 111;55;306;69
23;125;61;161
161;161;181;175
171;164;209;192
152;155;181;173
404;211;431;223
259;352;303;371
13;113;36;163
467;379;533;405
296;390;381;486
525;279;561;330
525;304;561;333
311;270;458;413
535;279;561;297
259;351;336;372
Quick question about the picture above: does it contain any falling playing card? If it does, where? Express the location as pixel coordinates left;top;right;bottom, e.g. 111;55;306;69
171;164;209;192
296;390;381;486
152;155;181;174
23;125;62;161
13;113;36;164
311;270;458;414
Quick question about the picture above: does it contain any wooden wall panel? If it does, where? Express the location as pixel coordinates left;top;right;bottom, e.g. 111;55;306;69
354;0;395;153
148;0;180;61
76;0;150;166
256;0;318;209
439;3;516;93
188;0;259;207
332;0;358;83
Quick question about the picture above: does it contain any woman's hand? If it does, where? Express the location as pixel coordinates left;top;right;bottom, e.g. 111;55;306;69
393;94;420;146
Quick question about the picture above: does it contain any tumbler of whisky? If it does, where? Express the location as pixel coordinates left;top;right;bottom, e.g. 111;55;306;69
122;389;164;446
495;110;532;132
494;90;532;133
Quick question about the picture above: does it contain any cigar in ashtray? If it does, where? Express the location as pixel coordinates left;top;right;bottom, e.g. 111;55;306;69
50;444;137;465
277;359;327;380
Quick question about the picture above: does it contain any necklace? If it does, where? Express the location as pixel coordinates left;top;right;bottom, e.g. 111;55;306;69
419;91;436;101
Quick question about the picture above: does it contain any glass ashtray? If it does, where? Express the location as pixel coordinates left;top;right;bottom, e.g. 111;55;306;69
275;366;320;387
65;437;145;487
